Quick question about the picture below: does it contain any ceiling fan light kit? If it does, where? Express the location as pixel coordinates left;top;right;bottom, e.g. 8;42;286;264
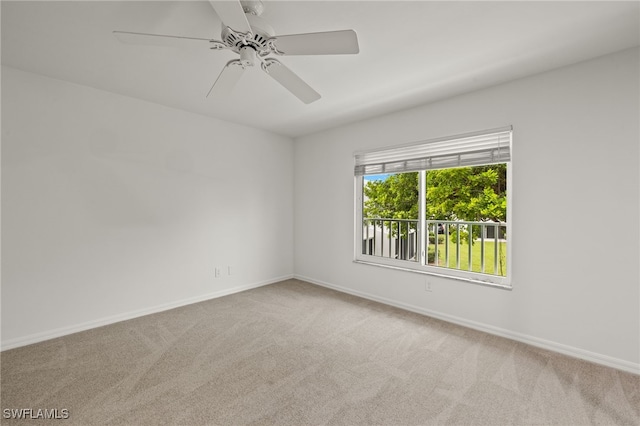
113;0;359;104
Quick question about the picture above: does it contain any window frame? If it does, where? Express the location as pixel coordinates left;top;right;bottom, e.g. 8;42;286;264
354;128;513;289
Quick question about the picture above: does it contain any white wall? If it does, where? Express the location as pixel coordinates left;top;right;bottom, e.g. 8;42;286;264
1;67;294;347
3;48;638;373
294;48;640;373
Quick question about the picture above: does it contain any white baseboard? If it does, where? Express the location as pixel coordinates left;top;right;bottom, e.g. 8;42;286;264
1;275;293;351
294;274;640;376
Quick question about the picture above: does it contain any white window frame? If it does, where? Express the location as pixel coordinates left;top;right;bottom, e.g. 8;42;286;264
354;127;512;289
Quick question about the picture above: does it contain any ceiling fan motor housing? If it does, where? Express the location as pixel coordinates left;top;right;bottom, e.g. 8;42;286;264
239;45;256;67
221;13;274;54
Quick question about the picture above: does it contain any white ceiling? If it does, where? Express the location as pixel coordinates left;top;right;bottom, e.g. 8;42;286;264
2;1;639;138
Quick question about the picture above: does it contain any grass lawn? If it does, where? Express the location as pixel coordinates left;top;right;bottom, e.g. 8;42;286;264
428;240;507;276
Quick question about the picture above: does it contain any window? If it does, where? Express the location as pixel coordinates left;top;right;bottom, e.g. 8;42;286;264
354;127;512;287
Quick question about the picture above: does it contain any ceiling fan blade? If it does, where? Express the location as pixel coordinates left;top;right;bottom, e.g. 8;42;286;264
273;30;359;55
209;1;252;34
113;31;218;49
207;60;245;98
262;59;320;104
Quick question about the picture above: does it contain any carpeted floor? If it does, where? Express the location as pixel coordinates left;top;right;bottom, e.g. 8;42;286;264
1;279;638;425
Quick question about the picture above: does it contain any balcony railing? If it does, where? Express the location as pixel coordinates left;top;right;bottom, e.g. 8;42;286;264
362;218;507;276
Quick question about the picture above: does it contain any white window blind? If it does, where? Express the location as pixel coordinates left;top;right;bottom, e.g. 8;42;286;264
354;127;512;176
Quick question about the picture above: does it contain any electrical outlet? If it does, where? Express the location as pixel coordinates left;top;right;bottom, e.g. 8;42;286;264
425;280;433;292
227;266;232;276
214;267;221;278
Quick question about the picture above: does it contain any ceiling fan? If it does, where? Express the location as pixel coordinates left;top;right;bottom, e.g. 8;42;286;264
114;0;359;104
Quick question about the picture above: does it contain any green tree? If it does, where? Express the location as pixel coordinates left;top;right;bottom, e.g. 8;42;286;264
363;165;506;223
426;164;506;222
363;172;419;220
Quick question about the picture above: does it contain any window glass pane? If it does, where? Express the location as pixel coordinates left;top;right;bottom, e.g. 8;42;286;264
361;172;419;261
425;164;507;276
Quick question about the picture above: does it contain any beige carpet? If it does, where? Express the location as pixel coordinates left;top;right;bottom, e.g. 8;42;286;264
1;279;638;425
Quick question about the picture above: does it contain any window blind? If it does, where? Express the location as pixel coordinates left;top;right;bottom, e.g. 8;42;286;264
354;127;512;176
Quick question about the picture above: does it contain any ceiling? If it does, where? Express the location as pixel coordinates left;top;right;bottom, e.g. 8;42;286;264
2;1;639;138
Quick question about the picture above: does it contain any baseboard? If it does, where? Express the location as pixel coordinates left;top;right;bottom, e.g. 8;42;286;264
1;274;293;351
294;274;640;376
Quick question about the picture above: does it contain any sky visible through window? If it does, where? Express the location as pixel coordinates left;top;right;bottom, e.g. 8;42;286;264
363;173;390;182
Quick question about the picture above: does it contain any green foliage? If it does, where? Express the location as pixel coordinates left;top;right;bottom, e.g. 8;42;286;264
427;247;436;263
449;227;474;246
363;172;419;220
428;232;445;245
425;164;506;222
363;165;506;246
363;165;506;224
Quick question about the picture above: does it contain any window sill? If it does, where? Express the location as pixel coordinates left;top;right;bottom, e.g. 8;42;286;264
353;259;513;290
